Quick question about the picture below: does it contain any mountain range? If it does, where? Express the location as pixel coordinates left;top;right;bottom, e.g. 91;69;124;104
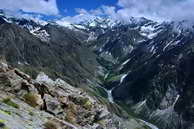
0;11;194;129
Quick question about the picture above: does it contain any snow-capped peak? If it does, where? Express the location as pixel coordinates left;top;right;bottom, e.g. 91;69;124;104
171;20;194;34
55;20;74;29
82;17;120;29
140;22;163;39
55;16;120;30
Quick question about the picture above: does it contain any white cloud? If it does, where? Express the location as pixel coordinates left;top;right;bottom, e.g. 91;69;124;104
0;0;59;15
57;8;103;24
55;0;194;24
102;6;117;20
75;8;89;15
57;14;96;24
116;0;194;21
57;7;116;24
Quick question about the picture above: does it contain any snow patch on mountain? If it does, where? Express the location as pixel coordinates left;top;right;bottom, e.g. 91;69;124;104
56;20;74;29
173;94;180;107
138;119;159;129
87;32;97;41
83;17;119;29
172;21;194;34
74;24;86;30
120;74;128;84
140;23;161;39
107;89;114;103
30;27;50;42
36;72;54;85
122;59;131;66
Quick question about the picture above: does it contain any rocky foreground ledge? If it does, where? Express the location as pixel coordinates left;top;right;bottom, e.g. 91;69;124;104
0;60;156;129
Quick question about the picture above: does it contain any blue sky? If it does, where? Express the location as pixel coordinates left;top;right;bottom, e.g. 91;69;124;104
57;0;117;16
0;0;193;22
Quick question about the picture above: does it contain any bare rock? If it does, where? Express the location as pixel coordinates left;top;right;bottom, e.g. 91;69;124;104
44;94;62;115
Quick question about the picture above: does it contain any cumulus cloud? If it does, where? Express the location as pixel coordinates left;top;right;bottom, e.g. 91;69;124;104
57;8;106;24
116;0;194;21
56;0;194;24
57;7;117;24
0;0;59;15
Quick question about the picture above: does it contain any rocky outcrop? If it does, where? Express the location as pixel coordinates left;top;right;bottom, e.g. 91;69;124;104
0;60;154;129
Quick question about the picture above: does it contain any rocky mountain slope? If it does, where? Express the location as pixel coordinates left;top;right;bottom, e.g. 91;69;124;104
63;15;194;129
0;54;157;129
85;19;194;129
0;12;161;129
0;14;99;87
0;11;194;129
